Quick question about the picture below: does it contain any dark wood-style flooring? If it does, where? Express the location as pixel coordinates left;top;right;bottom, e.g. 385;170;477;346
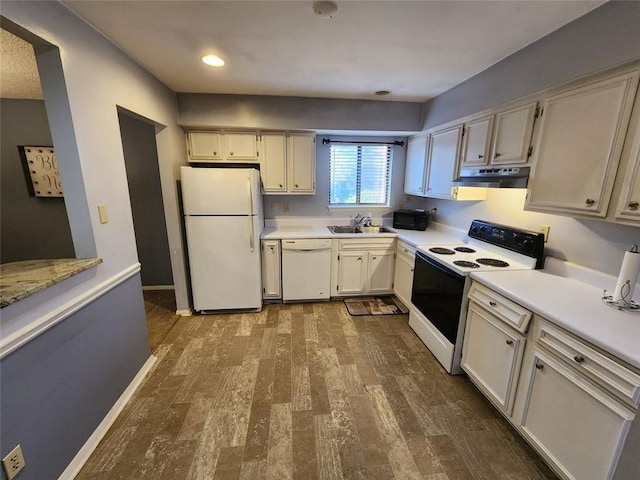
143;289;181;352
77;300;557;480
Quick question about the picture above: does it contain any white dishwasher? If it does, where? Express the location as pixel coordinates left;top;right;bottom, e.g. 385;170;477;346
281;238;332;301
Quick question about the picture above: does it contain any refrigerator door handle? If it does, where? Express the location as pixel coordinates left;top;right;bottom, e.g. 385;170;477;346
249;215;255;252
248;178;254;216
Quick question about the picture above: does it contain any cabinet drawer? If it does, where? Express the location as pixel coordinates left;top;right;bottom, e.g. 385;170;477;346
338;238;395;251
396;240;416;262
468;282;532;333
535;319;640;408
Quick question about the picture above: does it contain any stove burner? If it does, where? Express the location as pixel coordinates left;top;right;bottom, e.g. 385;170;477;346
476;258;510;268
454;247;476;253
453;260;480;268
429;247;455;255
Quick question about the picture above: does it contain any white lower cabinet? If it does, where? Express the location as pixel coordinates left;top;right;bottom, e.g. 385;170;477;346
261;240;281;299
515;347;634;480
393;240;416;307
461;301;526;415
333;238;395;296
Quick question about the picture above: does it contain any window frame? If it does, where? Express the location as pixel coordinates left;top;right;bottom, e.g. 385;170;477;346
328;142;392;208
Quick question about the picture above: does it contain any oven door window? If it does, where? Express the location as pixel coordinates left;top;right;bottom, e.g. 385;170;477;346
411;252;465;344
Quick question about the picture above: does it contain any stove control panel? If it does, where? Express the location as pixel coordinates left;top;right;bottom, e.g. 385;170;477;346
469;220;545;268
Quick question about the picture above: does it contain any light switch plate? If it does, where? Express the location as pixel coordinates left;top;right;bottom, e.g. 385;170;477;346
98;205;109;224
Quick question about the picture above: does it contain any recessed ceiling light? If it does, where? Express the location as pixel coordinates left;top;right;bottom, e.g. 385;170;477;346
374;90;391;96
202;55;225;67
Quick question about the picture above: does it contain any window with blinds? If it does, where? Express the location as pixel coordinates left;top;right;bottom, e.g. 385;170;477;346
329;144;391;206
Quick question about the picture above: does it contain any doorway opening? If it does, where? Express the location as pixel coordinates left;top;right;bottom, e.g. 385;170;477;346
118;109;178;350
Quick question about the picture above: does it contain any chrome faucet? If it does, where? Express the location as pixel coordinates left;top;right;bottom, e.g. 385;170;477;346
352;214;365;227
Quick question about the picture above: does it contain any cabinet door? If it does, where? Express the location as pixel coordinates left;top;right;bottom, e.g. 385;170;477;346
337;252;366;295
461;303;525;415
367;251;395;294
425;125;463;199
261;240;281;299
393;252;414;307
615;119;640;224
261;133;287;193
288;133;316;193
404;134;429;195
188;131;222;160
224;131;259;161
461;115;494;167
490;102;537;165
526;72;639;217
516;348;634;480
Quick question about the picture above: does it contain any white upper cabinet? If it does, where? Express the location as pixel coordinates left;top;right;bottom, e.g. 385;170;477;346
404;134;429;195
460;115;494;167
425;124;464;199
525;71;640;217
615;118;640;225
491;102;537;165
187;131;223;160
224;131;259;161
187;130;258;162
260;132;287;192
288;133;316;193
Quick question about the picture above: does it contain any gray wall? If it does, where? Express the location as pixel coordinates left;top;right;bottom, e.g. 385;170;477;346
407;1;640;277
178;93;424;132
422;1;640;129
118;112;173;287
264;135;407;220
0;274;150;480
0;98;75;263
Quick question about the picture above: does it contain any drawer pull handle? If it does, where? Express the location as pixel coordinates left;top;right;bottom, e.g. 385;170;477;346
628;201;639;210
573;355;585;363
535;362;544;370
478;154;484;159
279;184;283;188
213;151;217;155
585;198;595;206
489;301;497;307
505;339;514;346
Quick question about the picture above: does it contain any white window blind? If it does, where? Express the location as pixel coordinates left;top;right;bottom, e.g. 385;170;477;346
329;144;391;206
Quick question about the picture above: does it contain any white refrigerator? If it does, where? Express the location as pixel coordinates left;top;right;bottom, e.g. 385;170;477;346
181;166;263;311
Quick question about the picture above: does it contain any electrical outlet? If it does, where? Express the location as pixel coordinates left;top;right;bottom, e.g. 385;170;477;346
2;444;25;480
539;224;550;243
271;202;280;212
283;202;290;213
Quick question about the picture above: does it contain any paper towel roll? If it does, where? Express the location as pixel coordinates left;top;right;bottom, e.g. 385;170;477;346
613;247;640;302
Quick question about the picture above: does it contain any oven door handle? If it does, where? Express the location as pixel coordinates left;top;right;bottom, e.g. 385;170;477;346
415;251;464;278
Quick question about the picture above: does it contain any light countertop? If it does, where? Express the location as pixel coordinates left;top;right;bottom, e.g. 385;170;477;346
470;268;640;370
261;222;465;246
0;258;103;308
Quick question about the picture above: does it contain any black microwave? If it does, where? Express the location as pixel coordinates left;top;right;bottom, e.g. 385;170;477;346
393;209;429;231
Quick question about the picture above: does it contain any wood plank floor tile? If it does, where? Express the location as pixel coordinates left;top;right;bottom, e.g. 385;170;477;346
76;303;557;480
273;333;293;404
213;446;244;480
292;410;318;480
266;403;293;480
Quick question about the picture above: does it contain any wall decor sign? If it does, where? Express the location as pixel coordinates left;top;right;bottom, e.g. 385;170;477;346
22;146;63;197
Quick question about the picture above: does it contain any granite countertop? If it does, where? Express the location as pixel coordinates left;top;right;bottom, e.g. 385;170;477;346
0;258;103;308
470;268;640;370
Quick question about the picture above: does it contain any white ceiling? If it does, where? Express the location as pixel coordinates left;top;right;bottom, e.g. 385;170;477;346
61;0;604;103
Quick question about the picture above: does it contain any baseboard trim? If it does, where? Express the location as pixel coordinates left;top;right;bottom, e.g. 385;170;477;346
176;308;192;317
1;264;141;359
57;354;157;480
142;285;175;291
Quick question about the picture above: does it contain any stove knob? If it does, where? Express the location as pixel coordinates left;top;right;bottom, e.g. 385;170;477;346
513;233;524;244
479;226;487;233
471;226;479;234
523;239;533;250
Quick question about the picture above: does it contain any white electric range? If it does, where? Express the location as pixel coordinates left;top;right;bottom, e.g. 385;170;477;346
409;220;545;374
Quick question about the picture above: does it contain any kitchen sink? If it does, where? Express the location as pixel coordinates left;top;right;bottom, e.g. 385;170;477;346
328;225;362;234
327;225;392;234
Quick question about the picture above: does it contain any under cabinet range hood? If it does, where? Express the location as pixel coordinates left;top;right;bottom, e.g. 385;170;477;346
452;167;530;188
